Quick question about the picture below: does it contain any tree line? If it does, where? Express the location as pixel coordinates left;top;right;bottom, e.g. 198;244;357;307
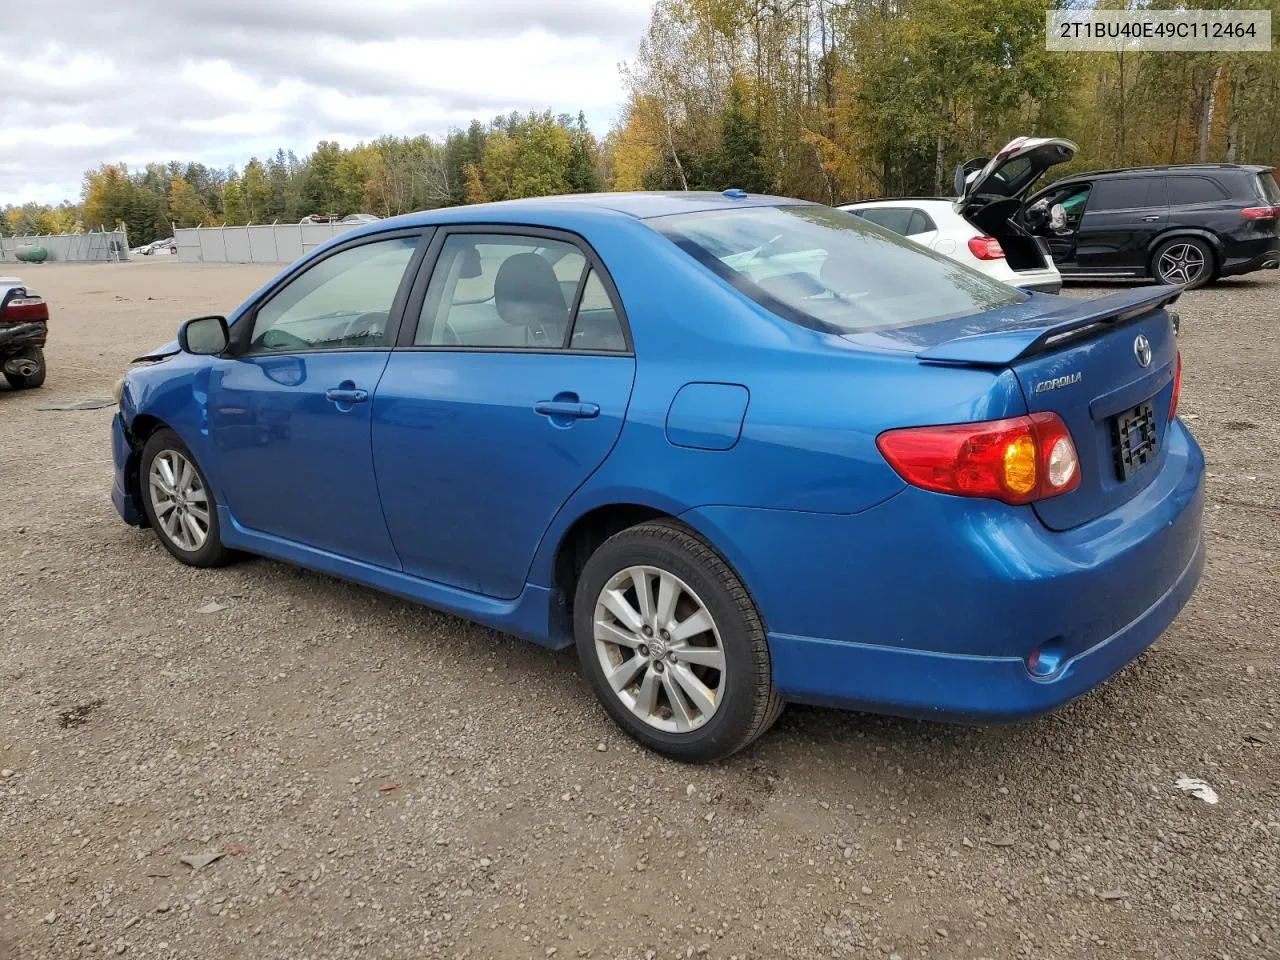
4;0;1277;247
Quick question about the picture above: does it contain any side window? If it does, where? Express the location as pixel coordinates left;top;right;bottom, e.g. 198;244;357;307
1085;178;1146;212
1143;177;1169;208
1059;185;1091;221
906;209;937;236
856;207;913;236
1168;176;1229;206
569;269;627;352
249;236;418;352
416;234;585;347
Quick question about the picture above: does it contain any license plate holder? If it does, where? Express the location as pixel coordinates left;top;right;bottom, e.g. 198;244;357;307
1112;401;1157;481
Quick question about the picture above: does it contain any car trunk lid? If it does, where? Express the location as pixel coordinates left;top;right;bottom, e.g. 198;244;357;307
953;138;1077;276
848;285;1182;531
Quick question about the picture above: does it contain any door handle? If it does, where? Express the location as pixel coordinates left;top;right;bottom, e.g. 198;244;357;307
1140;215;1162;222
534;400;600;420
325;387;369;404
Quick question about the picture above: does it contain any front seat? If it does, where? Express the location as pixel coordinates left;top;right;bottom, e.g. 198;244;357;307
494;253;570;346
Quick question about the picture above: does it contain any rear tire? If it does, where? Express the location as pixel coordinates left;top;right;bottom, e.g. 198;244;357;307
139;428;234;568
1152;237;1214;289
2;346;46;389
573;519;783;763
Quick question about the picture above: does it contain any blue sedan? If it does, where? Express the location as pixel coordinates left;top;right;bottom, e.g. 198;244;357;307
111;191;1204;762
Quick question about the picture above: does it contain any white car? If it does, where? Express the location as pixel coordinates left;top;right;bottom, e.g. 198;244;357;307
841;197;1063;293
840;137;1077;294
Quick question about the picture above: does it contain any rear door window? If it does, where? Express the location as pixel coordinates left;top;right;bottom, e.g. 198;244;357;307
1167;176;1229;206
416;234;584;348
1086;178;1156;212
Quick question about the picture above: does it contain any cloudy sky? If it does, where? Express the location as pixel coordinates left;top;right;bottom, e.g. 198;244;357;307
0;0;654;207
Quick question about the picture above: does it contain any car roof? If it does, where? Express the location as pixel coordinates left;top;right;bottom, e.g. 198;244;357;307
370;191;812;229
1055;163;1273;184
843;197;955;205
841;197;956;208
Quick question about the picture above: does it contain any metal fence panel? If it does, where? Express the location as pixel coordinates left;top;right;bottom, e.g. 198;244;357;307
174;221;364;265
0;228;130;262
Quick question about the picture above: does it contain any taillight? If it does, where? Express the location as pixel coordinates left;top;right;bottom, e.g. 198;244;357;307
2;295;48;323
1169;350;1182;422
967;236;1005;260
877;413;1081;505
1241;206;1279;220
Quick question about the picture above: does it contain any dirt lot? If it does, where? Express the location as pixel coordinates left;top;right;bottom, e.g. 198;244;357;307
1;259;1277;960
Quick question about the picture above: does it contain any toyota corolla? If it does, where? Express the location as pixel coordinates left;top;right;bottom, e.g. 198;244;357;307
111;190;1204;762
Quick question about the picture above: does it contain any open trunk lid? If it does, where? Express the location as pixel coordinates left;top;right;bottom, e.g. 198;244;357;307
954;137;1077;274
954;137;1078;208
851;286;1183;531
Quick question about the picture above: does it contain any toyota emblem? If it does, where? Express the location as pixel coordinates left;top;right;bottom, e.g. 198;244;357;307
1134;334;1152;368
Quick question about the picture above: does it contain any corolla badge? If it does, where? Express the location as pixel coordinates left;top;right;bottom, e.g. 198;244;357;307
1134;334;1153;368
1034;372;1082;393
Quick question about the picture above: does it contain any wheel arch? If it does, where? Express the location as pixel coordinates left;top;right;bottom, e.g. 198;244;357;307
542;499;765;647
1147;229;1223;277
120;413;172;527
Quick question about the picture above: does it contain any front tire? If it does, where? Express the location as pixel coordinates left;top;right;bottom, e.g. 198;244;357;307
573;520;782;762
139;428;233;567
2;346;46;389
1153;237;1214;289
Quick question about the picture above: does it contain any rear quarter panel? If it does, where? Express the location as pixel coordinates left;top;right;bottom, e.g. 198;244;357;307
527;222;1030;585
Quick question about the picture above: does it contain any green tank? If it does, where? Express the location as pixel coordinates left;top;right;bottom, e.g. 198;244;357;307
15;245;48;263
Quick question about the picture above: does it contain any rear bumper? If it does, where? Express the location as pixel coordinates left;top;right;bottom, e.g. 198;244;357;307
767;533;1202;722
1012;273;1063;294
683;419;1205;723
1219;240;1280;276
0;320;48;352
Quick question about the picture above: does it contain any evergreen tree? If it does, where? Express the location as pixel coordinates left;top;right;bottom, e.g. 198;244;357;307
711;83;770;194
302;141;343;216
567;112;600;193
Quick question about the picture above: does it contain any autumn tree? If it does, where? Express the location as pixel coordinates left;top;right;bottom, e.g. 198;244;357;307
167;175;214;227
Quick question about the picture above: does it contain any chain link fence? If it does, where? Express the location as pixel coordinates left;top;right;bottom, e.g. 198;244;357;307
175;222;365;265
0;228;130;262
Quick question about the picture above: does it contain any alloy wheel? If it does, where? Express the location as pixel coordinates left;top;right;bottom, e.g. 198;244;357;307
148;450;211;552
1157;243;1206;285
592;565;726;734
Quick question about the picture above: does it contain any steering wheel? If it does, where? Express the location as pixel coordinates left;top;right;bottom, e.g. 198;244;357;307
341;312;386;344
255;328;311;351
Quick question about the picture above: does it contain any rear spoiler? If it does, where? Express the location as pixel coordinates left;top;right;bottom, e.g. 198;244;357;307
917;286;1181;366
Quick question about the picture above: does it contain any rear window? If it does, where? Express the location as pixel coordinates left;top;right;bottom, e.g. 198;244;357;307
1257;172;1280;204
652;204;1023;334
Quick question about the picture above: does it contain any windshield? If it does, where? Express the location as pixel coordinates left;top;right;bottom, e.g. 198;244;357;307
652;204;1024;333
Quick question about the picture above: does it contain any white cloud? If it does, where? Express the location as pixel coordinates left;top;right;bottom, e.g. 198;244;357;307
0;0;652;206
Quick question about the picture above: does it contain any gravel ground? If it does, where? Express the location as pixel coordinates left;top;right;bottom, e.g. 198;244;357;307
1;260;1277;960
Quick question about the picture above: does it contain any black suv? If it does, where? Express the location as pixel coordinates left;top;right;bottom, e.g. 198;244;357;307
1023;164;1280;288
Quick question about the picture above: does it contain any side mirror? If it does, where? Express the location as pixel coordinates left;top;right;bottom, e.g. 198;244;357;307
178;315;230;355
